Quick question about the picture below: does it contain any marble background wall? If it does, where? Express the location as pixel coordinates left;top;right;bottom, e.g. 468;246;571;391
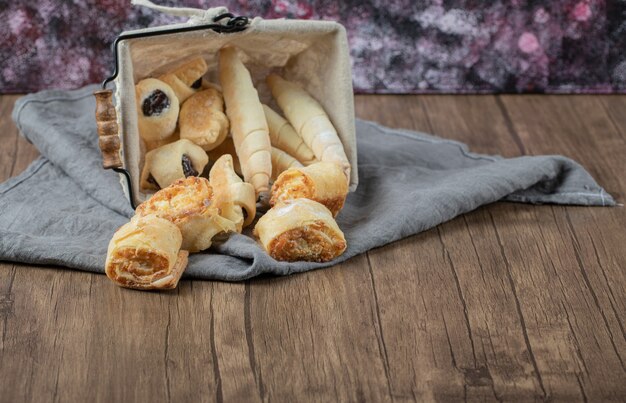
2;0;625;93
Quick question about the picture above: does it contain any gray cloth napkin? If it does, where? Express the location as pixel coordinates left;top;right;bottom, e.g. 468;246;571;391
0;85;615;281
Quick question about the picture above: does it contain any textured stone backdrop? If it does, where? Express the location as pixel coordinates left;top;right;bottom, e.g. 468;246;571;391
2;0;625;93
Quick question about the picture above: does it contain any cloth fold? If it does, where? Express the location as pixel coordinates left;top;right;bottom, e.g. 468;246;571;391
0;86;615;281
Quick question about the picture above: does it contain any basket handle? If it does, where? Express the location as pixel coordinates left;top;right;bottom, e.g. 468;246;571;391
93;89;122;170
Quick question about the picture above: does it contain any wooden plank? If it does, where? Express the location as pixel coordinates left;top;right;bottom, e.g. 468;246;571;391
0;94;39;180
358;95;553;401
498;95;626;400
1;94;625;401
247;255;393;402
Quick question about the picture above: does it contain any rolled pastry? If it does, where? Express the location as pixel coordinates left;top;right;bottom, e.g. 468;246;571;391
179;88;230;151
135;78;179;142
263;104;316;165
209;155;256;232
105;214;188;290
219;47;272;197
207;137;242;176
271;147;303;181
266;74;350;182
271;162;348;217
140;139;209;191
135;176;236;252
254;198;347;262
158;56;208;103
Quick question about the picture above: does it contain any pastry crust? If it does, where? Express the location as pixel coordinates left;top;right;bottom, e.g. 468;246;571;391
209;154;256;231
207;137;242;176
135;176;236;252
263;104;316;165
179;88;230;151
140;139;209;191
254;198;346;262
266;74;350;183
271;147;303;181
270;162;348;217
105;214;188;290
219;47;272;197
158;57;208;103
144;130;180;152
135;78;179;142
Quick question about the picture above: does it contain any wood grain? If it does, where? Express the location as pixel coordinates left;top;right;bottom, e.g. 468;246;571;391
1;94;625;402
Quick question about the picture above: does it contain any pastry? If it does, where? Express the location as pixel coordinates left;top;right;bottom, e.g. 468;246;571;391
179;88;229;151
219;47;272;198
140;139;209;191
135;78;179;142
270;162;348;217
209;154;256;232
271;147;303;181
207;137;242;176
135;176;236;252
144;130;180;152
263;104;316;165
267;74;350;183
254;198;347;262
158;56;208;103
105;214;188;290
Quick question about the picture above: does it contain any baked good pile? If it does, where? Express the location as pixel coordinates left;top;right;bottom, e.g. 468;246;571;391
105;47;350;290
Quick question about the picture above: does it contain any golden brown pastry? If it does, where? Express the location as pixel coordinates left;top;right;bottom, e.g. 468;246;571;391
105;214;188;290
270;162;348;217
263;104;316;165
144;130;180;152
267;74;350;182
135;78;179;142
207;137;242;176
179;88;230;151
254;198;347;262
140;139;209;191
271;147;303;181
158;56;208;103
135;176;236;252
219;47;272;197
209;155;256;232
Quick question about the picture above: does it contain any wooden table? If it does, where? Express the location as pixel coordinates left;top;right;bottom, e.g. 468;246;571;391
1;94;625;402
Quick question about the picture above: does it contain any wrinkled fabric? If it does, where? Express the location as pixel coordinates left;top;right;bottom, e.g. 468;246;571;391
0;85;614;281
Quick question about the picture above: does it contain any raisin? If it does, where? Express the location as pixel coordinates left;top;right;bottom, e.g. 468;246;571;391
142;90;170;116
147;174;160;189
191;77;202;89
181;154;198;177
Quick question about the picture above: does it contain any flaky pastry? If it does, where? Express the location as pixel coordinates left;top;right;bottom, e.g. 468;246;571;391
140;139;209;191
135;176;236;252
209;155;256;232
270;162;348;217
254;198;346;262
105;214;188;290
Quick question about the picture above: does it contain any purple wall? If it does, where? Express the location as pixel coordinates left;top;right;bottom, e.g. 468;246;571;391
2;0;625;93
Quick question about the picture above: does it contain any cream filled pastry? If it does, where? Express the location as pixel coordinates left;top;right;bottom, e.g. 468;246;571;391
179;88;230;151
267;74;350;182
135;78;179;142
140;139;209;191
254;198;347;262
263;104;316;165
219;47;272;197
105;214;188;290
209;155;256;232
135;176;236;252
270;162;348;217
